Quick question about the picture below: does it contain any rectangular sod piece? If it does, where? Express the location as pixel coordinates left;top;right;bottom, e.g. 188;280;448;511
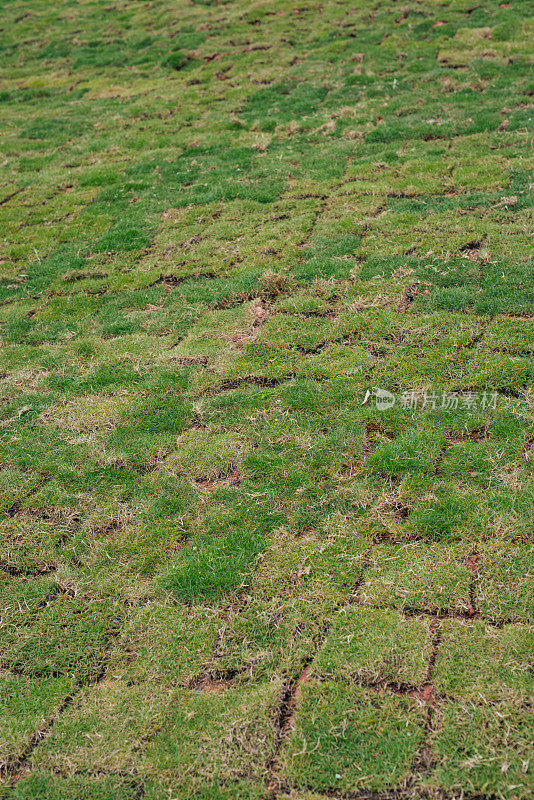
425;703;533;800
278;682;427;793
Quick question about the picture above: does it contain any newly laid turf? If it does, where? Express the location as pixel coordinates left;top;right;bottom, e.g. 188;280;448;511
0;0;533;797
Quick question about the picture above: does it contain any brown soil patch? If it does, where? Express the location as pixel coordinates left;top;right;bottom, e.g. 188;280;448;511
230;300;270;347
278;663;314;733
193;470;243;491
397;282;420;312
409;682;438;705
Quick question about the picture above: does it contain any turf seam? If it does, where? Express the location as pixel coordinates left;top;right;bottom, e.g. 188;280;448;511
0;187;24;207
466;549;480;616
0;558;57;577
266;553;372;792
405;620;443;785
368;603;529;628
4;473;51;517
0;620;126;785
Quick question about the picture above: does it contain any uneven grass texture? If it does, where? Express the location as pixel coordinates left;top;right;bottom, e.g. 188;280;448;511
0;0;533;799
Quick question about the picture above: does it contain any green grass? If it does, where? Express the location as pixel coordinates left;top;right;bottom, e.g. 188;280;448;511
0;0;533;797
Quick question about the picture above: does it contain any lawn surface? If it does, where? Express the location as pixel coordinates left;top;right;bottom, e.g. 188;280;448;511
0;0;533;798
